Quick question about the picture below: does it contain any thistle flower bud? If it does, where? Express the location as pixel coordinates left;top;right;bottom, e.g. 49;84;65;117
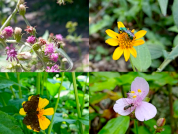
38;37;47;46
62;58;67;62
19;4;26;16
17;52;32;61
14;27;22;42
157;118;166;127
25;26;36;35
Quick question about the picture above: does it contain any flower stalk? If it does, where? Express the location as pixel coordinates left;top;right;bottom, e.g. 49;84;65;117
48;72;65;134
5;72;16;98
134;119;138;134
72;72;84;134
16;72;22;98
36;73;41;94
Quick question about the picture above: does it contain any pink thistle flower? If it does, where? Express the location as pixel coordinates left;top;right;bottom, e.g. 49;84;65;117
56;34;63;41
26;35;36;44
45;43;55;55
6;44;18;61
2;26;13;38
46;65;60;72
113;77;157;121
50;53;58;62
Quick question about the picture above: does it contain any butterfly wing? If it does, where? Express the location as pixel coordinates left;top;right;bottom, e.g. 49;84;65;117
23;112;40;131
23;95;39;112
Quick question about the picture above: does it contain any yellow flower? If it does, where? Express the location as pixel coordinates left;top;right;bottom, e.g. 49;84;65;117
19;95;54;132
105;21;147;61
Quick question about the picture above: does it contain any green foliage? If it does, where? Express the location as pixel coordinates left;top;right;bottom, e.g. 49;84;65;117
0;111;23;134
98;116;130;134
0;72;89;133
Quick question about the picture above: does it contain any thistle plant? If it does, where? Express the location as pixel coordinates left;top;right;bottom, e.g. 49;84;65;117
0;0;73;72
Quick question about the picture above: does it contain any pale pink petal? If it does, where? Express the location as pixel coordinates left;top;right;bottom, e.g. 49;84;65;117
131;77;149;100
135;101;157;121
113;98;135;116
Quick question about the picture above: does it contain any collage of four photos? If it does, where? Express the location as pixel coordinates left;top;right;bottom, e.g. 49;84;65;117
0;0;178;134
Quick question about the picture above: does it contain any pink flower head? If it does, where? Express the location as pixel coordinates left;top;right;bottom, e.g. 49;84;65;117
46;65;60;72
26;35;36;44
25;26;36;34
45;43;55;55
56;34;63;41
6;44;18;61
113;77;157;121
2;26;13;38
50;53;58;62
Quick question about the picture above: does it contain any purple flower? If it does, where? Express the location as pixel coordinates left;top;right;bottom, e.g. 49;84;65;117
46;65;60;72
56;34;63;41
50;53;58;62
26;36;36;44
6;44;18;61
2;26;13;38
113;77;157;121
45;43;55;55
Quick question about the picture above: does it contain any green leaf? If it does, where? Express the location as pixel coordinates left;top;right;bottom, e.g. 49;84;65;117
78;114;89;125
147;44;163;59
42;30;49;40
173;35;178;47
158;0;168;16
0;77;20;89
98;116;130;134
173;0;178;28
168;25;178;33
0;111;23;134
130;44;151;71
132;126;150;134
90;92;109;104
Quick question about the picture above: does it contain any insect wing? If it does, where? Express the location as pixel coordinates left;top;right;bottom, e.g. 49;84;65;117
23;112;40;131
23;95;39;112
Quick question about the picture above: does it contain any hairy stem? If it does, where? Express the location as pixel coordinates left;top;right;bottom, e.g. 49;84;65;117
0;0;21;32
16;72;22;98
22;15;31;26
48;72;65;134
72;72;84;134
5;72;16;98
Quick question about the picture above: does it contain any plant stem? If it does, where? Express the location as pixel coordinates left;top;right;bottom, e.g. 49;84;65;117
22;15;31;26
81;73;88;115
41;72;48;95
121;86;126;98
130;59;136;72
134;119;138;134
157;59;171;72
168;84;174;134
0;94;7;106
36;73;41;94
0;0;21;32
5;72;16;98
72;72;84;134
16;72;22;98
48;72;65;134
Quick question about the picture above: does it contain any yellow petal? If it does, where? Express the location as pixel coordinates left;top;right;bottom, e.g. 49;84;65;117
124;49;130;62
19;108;26;115
28;96;32;101
38;98;49;109
133;39;145;46
39;116;50;130
131;29;135;33
117;21;125;29
27;125;39;132
105;29;119;39
22;101;26;106
43;108;54;115
105;38;119;46
129;47;137;58
135;30;147;39
112;47;124;60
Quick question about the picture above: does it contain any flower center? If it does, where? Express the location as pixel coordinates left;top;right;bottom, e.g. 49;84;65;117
118;32;135;49
37;108;44;119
